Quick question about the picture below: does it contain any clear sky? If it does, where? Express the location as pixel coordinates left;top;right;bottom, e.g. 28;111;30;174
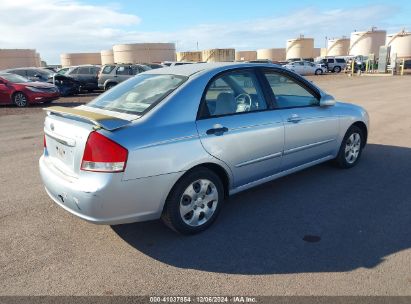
0;0;410;64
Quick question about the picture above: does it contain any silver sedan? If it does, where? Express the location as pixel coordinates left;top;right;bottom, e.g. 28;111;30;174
39;63;369;234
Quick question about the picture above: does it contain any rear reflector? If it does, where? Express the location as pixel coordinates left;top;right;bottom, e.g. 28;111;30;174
81;131;128;173
43;134;47;148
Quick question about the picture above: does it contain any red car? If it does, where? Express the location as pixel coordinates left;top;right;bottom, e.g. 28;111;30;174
0;73;60;107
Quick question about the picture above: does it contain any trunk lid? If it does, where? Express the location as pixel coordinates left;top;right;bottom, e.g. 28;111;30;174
43;105;138;177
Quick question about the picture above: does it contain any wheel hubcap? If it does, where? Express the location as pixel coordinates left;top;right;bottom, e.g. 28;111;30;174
15;94;27;107
345;133;361;164
179;179;218;227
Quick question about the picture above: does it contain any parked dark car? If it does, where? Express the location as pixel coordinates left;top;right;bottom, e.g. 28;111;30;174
48;74;80;97
1;67;54;82
0;73;59;107
98;64;151;91
64;65;101;92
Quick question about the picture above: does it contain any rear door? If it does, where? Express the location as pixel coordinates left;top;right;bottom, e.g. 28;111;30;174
262;69;339;170
196;68;284;188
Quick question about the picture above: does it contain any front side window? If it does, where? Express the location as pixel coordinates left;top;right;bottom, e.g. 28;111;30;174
87;74;187;115
263;72;319;108
102;65;115;74
203;70;267;117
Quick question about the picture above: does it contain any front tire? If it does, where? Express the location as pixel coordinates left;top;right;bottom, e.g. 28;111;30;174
105;83;116;91
315;69;323;75
161;167;224;234
13;92;28;107
335;125;364;168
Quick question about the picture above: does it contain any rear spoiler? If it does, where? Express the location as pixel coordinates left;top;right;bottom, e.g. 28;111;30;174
44;106;134;131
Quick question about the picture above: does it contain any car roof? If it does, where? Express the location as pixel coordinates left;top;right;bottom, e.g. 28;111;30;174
4;67;41;70
143;62;281;77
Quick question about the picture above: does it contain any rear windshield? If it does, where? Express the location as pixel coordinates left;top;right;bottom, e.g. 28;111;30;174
87;74;187;115
0;74;30;83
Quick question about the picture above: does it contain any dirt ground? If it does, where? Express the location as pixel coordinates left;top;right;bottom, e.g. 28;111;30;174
0;74;410;296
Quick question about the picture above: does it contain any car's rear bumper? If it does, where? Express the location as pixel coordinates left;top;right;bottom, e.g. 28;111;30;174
39;155;183;225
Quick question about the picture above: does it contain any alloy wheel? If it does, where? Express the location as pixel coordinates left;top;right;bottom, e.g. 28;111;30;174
345;133;361;164
14;93;27;107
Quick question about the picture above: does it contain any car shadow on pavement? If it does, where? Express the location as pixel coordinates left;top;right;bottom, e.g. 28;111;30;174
112;144;411;275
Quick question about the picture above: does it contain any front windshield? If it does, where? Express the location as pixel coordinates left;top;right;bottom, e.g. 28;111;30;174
87;74;187;115
0;74;30;83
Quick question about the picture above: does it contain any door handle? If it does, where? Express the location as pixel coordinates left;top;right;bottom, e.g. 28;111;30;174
287;114;302;123
206;124;228;135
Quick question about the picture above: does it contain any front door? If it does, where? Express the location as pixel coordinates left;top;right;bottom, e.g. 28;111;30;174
196;69;284;188
262;70;339;170
0;80;10;104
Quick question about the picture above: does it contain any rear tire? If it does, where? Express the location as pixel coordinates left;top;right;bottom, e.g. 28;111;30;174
161;167;224;235
13;92;28;107
335;125;364;168
333;66;342;73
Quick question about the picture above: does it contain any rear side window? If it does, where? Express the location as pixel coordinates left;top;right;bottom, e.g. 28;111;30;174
336;58;346;63
87;74;187;115
102;66;115;74
10;70;26;77
263;72;319;108
327;59;335;63
77;67;90;74
116;66;131;75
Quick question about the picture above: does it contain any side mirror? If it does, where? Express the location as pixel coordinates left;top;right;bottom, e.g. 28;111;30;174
320;94;336;106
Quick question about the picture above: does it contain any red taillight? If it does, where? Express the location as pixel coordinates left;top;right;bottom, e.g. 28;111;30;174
81;131;128;173
43;134;47;148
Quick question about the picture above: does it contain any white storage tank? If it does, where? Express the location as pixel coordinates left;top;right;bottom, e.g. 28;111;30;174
256;48;286;61
202;49;235;62
176;51;202;62
60;52;102;67
327;38;350;56
286;36;314;60
101;50;114;65
113;43;176;64
0;49;39;69
349;28;386;57
235;51;257;61
386;30;411;59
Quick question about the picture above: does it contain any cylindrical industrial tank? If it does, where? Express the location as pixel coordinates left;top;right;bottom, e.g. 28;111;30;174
113;43;176;64
202;49;235;62
35;52;41;67
0;49;38;69
256;48;286;61
235;51;257;61
349;28;386;57
286;36;314;60
327;38;350;56
386;30;411;59
176;51;202;62
101;50;114;65
60;53;102;67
